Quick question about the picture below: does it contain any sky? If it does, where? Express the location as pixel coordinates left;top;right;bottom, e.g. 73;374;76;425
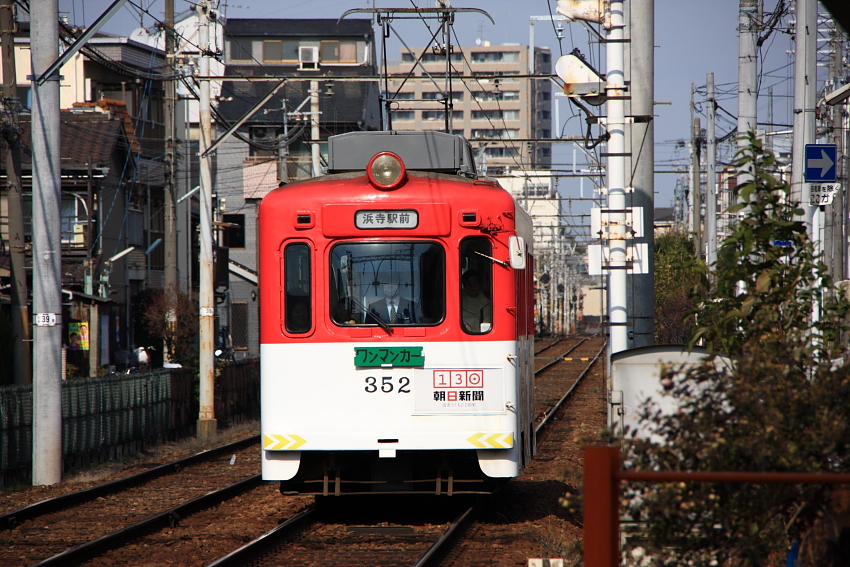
56;0;800;208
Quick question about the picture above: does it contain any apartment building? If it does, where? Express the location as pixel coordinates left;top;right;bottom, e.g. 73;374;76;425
386;43;552;176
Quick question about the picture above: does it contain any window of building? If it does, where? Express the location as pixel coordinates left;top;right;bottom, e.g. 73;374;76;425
222;214;245;249
321;40;358;63
263;40;299;62
229;39;252;62
472;90;519;102
539;53;551;64
391;92;416;100
472;109;519;121
420;52;464;63
483;147;520;158
422;110;463;121
421;91;463;101
471;129;519;139
537;147;552;158
284;243;311;334
525;182;550;197
393;111;415;121
231;302;249;349
401;53;416;63
329;241;445;326
538;110;551;120
538;129;551;139
471;51;519;63
538;91;551;101
473;71;519;83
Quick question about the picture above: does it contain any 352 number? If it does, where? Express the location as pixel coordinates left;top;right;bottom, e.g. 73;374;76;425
365;376;410;394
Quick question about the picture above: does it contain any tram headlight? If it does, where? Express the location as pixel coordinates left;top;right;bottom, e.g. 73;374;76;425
367;152;406;190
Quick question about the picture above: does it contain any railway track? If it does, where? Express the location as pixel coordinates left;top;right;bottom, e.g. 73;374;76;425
1;335;607;567
0;436;268;567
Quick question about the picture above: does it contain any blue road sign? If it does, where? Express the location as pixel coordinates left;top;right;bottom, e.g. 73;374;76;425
805;144;837;182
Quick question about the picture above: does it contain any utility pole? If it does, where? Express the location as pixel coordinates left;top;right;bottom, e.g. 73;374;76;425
737;0;758;194
791;0;817;236
628;0;655;347
310;80;320;177
278;98;289;184
163;0;178;364
691;116;702;259
605;0;628;354
197;1;217;440
30;0;62;485
825;33;844;283
1;0;31;385
706;72;718;266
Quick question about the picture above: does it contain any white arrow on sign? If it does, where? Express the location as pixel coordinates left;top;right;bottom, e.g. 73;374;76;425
808;150;835;178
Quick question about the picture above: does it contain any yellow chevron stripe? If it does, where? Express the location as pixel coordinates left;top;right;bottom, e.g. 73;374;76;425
467;432;487;448
263;434;307;450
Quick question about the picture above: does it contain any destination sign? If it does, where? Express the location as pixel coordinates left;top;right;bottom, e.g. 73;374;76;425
355;209;418;229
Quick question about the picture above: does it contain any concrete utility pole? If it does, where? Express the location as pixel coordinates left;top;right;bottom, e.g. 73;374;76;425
706;72;718;267
197;1;217;440
606;0;628;354
628;0;655;348
30;0;62;485
310;80;320;176
1;0;31;385
791;0;817;235
163;0;178;363
737;0;759;193
278;98;289;184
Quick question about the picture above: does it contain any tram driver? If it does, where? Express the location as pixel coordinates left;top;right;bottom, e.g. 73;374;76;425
367;271;418;324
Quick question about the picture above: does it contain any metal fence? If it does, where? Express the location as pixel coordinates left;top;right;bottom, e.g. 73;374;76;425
0;359;259;486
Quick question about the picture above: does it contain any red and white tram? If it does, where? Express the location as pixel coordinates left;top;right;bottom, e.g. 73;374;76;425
259;131;535;494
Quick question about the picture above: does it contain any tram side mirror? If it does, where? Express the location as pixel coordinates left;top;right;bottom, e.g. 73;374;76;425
508;235;526;270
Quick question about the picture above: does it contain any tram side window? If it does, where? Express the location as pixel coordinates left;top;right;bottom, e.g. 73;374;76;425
284;243;311;333
460;237;493;334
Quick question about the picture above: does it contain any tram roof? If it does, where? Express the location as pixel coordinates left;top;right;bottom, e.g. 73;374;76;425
326;131;478;178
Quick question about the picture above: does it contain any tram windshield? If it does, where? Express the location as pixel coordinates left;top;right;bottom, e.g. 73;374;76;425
329;241;445;326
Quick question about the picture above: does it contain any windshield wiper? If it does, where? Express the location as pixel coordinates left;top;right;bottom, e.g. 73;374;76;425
474;250;509;268
345;296;393;335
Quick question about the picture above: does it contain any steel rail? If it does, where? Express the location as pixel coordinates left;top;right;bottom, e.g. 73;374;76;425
31;474;264;567
535;340;607;442
411;505;477;567
204;507;317;567
534;337;588;375
1;435;259;530
534;337;564;356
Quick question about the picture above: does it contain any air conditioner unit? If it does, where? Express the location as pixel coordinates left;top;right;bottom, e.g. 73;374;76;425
299;46;319;70
251;127;274;141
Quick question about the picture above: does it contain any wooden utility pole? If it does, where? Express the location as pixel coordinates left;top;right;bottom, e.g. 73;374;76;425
1;0;31;385
691;116;702;259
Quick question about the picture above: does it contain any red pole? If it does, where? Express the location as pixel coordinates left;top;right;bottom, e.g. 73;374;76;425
583;445;620;567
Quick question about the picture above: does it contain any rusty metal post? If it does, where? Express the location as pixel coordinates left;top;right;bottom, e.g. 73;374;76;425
583;445;620;567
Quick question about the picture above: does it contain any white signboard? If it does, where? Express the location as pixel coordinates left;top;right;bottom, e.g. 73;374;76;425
34;313;57;326
809;183;840;206
355;209;418;229
413;368;504;414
